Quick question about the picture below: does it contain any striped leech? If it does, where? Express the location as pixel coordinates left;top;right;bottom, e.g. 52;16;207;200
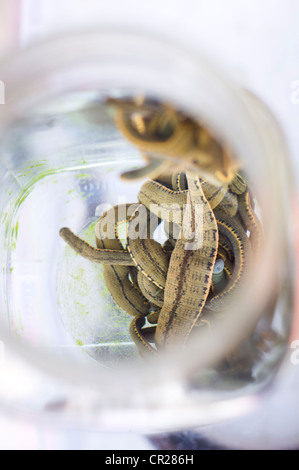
153;171;219;349
107;96;237;184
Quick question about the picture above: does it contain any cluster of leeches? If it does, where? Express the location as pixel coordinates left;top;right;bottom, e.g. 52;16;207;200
60;97;262;357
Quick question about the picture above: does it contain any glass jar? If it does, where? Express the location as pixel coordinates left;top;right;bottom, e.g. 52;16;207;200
0;29;294;432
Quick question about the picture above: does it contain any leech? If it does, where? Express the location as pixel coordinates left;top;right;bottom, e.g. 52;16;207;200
171;169;188;191
137;271;164;308
217;247;234;279
217;189;238;217
163;220;181;247
114;106;195;157
108;98;238;183
129;316;158;357
218;232;235;262
135;212;238;312
154;172;218;349
205;211;251;312
138;179;188;225
147;310;160;324
155;169;177;188
127;204;170;290
138;177;232;228
200;178;228;209
141;173;237;218
228;173;247;195
59;227;134;265
102;264;149;317
95;204;150;317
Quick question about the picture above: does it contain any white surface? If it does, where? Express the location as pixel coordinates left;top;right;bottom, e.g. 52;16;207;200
1;0;299;450
0;416;154;450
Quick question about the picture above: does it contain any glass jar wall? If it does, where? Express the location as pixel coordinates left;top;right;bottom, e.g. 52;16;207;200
0;30;294;431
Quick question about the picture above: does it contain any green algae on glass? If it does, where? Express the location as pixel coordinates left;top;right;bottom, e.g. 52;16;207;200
11;221;19;242
17;159;49;180
10;308;25;337
4;167;63;257
75;173;91;179
14;221;19;239
106;167;115;173
3;158;139;366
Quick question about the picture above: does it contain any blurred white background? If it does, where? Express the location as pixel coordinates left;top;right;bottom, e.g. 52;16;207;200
0;0;299;450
